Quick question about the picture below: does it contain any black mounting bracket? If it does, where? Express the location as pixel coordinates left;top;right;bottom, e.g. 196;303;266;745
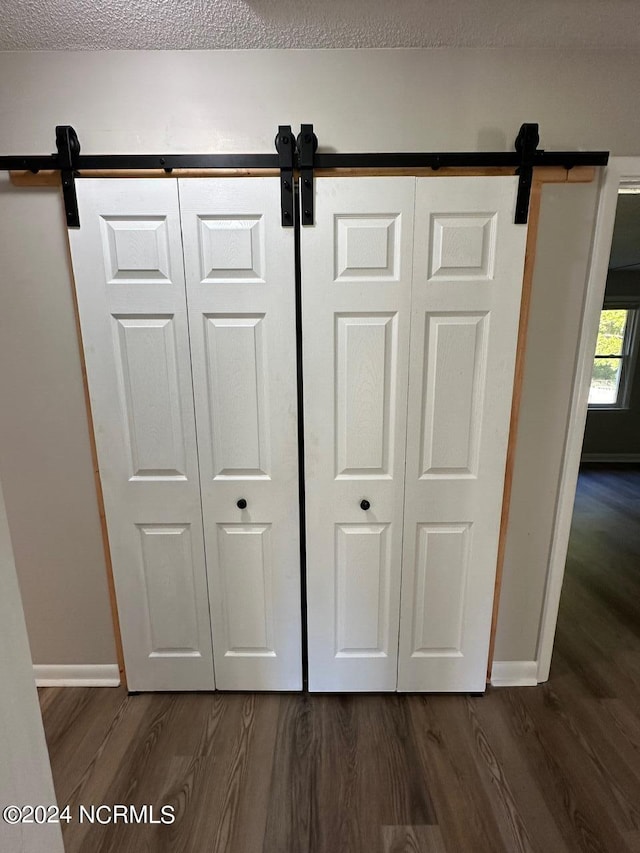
275;125;295;227
297;124;317;226
55;125;81;228
514;122;540;225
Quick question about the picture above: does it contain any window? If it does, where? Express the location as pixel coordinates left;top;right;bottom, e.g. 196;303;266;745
588;308;638;407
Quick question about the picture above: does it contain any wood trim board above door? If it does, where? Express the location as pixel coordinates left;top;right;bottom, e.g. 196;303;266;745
10;166;597;187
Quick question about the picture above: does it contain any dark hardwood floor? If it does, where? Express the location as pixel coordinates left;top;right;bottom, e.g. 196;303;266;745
39;466;640;852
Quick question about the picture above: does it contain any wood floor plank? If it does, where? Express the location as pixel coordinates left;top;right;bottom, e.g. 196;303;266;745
381;825;447;853
38;684;62;714
601;697;640;758
505;686;633;853
528;685;640;834
210;694;261;853
623;830;640;852
464;695;551;853
38;685;128;805
86;693;183;853
437;695;537;853
357;695;436;829
500;688;610;853
159;693;254;853
549;684;640;827
407;696;507;853
313;695;362;853
226;694;281;853
470;693;572;853
60;692;159;853
262;693;321;853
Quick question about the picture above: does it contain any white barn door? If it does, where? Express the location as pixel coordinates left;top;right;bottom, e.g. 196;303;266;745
179;179;302;691
71;174;525;695
397;176;527;692
303;176;527;692
69;180;215;691
301;178;415;691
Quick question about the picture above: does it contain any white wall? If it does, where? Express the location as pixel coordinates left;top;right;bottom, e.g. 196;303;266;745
0;475;64;853
0;176;117;665
494;180;599;660
0;48;638;668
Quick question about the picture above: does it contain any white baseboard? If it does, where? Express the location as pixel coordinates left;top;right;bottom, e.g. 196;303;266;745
34;661;539;689
34;664;121;687
581;453;640;463
490;660;538;687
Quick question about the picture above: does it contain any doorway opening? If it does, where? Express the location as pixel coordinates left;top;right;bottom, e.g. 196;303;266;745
547;182;640;692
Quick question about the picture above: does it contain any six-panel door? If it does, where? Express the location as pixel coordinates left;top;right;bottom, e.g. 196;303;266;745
179;179;302;691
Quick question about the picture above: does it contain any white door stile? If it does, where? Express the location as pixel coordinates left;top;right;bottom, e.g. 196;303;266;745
69;179;215;691
302;177;416;692
178;178;302;691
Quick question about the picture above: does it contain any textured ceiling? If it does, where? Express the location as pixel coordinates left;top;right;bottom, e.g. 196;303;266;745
2;0;640;50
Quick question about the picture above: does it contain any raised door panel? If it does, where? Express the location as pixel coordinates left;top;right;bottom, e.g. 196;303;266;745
335;523;391;657
113;315;188;479
302;178;415;692
101;215;172;284
420;313;488;478
410;523;470;657
335;314;397;478
179;178;301;691
198;215;265;283
69;180;215;691
204;314;270;479
216;524;275;657
138;524;201;654
398;177;528;692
